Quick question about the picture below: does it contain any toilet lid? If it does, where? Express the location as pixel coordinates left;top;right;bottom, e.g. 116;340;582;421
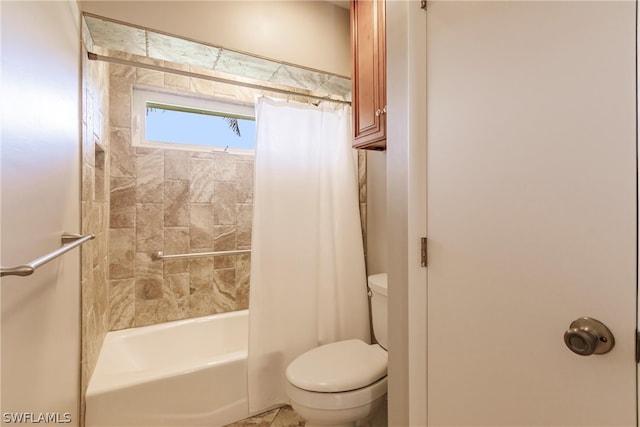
286;339;387;393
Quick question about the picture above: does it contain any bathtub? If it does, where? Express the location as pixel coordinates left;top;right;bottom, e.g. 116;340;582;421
85;310;250;427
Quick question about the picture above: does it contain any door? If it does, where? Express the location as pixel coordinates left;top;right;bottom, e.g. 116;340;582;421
1;1;81;422
426;1;637;425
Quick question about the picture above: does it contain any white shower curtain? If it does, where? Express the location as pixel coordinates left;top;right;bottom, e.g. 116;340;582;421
247;97;370;413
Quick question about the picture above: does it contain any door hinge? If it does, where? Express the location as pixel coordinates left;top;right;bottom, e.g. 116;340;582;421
421;237;427;267
420;0;427;10
636;330;640;363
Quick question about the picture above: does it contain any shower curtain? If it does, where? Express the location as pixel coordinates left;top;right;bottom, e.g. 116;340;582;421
247;97;370;413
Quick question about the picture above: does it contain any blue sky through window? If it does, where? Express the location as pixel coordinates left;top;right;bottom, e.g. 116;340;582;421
145;105;256;150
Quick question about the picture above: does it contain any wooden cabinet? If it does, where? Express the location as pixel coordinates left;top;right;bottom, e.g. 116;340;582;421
351;0;386;150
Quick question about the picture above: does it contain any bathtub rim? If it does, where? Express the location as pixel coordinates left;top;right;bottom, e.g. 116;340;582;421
87;309;249;396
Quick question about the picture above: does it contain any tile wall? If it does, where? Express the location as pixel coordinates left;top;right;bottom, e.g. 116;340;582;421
106;52;256;329
88;51;366;332
80;35;110;423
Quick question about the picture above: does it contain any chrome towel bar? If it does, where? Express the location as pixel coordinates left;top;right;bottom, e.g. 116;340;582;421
152;249;251;261
0;233;95;278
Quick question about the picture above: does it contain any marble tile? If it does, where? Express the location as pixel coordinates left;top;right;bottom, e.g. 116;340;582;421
236;204;253;249
188;291;215;317
163;227;190;274
135;299;162;327
358;150;367;204
164;180;190;227
109;228;135;280
216;49;280;82
190;158;215;203
189;258;214;294
84;16;146;56
136;152;164;203
164;227;189;254
164;258;190;275
161;294;189;322
223;407;279;427
109;75;133;128
147;32;219;69
110;177;135;228
214;225;237;251
165;150;191;180
135;252;163;300
136;203;163;253
224;406;304;427
235;160;254;201
190;203;214;250
271;406;305;427
82;164;94;205
212;268;236;312
109;127;135;178
109;279;135;330
214;181;237;225
93;263;108;316
319;75;352;97
270;64;331;92
190;76;217;97
164;67;191;90
111;62;135;79
236;254;251;310
165;273;190;299
137;68;164;86
214;254;236;270
214;153;236;181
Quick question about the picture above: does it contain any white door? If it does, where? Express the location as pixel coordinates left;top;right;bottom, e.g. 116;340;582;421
1;1;81;422
426;1;637;425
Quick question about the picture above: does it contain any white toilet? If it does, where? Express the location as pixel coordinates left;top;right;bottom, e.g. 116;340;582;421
285;273;388;427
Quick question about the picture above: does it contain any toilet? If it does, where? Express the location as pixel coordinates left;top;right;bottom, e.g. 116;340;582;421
285;273;388;427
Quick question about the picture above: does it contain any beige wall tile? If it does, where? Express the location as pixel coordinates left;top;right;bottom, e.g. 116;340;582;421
109;228;135;279
109;279;135;330
236;204;253;249
164;180;190;227
213;181;236;225
190;203;214;250
165;150;190;180
190;158;215;202
136;152;164;203
110;177;136;228
213;225;236;251
189;258;214;294
136;203;163;252
110;127;135;178
213;153;236;181
135;252;163;300
109;75;132;128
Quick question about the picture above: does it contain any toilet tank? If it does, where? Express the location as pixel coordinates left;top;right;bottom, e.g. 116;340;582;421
368;273;388;350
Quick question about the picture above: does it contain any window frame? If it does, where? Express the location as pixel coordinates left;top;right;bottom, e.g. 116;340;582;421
132;87;256;154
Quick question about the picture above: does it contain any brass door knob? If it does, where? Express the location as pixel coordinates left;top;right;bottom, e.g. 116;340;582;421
563;317;614;356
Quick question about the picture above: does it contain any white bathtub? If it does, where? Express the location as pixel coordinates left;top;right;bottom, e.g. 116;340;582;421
85;310;250;427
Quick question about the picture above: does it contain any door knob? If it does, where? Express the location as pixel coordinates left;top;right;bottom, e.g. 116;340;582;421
563;317;614;356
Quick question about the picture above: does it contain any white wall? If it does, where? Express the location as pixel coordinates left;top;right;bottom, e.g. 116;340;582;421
80;0;351;77
1;1;81;424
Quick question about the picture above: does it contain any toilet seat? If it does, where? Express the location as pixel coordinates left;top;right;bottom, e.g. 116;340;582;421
286;339;387;393
286;375;388;411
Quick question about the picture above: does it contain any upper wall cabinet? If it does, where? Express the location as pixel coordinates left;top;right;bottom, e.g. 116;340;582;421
351;0;386;150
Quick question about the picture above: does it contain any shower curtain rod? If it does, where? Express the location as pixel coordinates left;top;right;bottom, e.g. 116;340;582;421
87;52;351;106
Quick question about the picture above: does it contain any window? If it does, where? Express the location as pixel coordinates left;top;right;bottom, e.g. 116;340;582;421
132;88;255;153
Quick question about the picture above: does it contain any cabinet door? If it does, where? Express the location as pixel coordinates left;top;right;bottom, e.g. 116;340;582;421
351;0;386;150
